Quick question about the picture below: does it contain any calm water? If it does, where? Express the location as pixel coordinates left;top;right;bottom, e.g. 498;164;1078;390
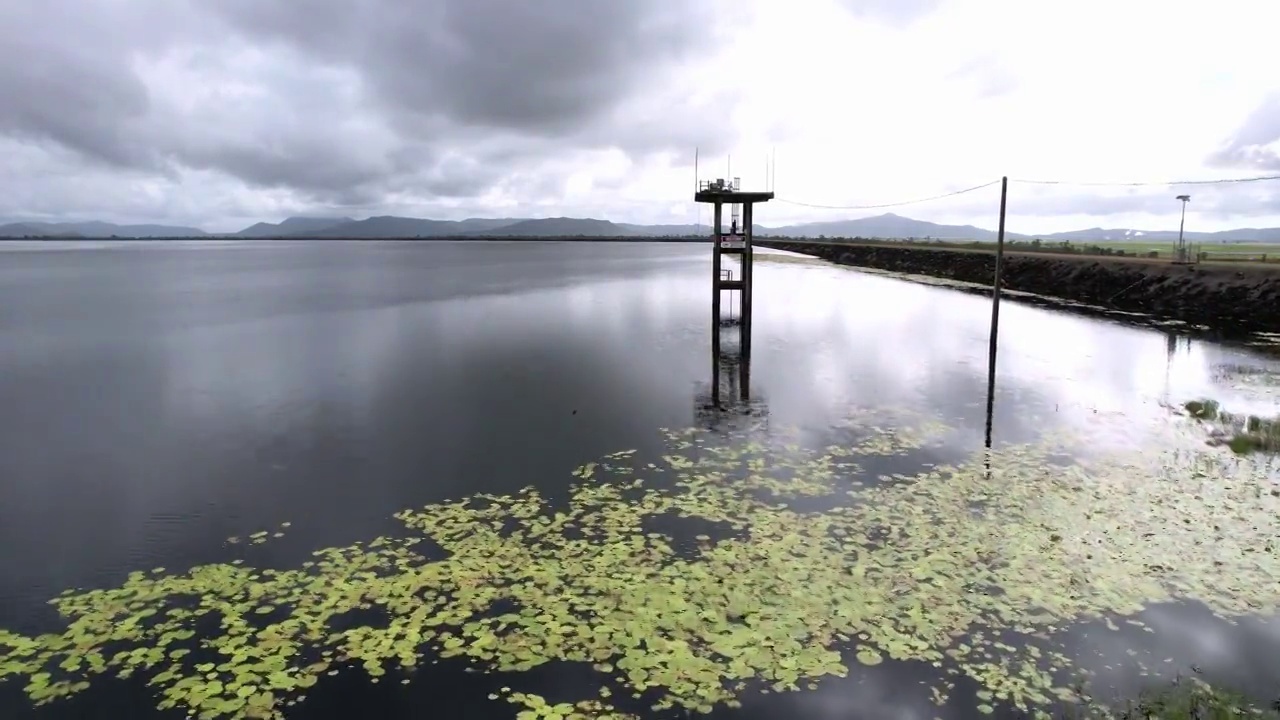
0;240;1277;719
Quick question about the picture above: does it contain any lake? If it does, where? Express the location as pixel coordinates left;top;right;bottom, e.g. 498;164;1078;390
1;240;1277;720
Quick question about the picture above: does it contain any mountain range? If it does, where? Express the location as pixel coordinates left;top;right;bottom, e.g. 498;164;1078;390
3;213;1279;243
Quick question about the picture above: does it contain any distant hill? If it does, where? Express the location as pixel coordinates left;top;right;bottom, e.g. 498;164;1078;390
471;217;641;237
305;216;528;238
618;223;704;236
759;213;1017;241
0;222;78;238
0;221;205;238
450;218;529;234
235;216;353;237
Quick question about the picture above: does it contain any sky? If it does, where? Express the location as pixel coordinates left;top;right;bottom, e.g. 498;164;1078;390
2;0;1280;234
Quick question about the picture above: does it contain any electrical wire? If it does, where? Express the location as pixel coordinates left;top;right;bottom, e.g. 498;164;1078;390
769;173;1280;211
1010;174;1280;187
774;179;1002;210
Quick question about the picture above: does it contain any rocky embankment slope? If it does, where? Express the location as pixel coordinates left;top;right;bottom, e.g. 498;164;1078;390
758;240;1280;336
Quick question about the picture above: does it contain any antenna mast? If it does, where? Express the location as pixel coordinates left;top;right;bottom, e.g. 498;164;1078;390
694;147;701;237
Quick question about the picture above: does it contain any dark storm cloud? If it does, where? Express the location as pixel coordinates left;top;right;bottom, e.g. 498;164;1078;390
1207;92;1280;171
0;0;739;210
838;0;944;27
0;1;161;169
213;0;715;135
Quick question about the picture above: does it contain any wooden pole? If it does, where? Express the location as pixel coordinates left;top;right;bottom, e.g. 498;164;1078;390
984;176;1008;452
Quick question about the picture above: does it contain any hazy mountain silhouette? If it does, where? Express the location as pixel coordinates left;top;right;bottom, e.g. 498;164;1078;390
469;217;641;237
0;221;206;237
0;223;75;238
303;216;524;238
761;213;1008;240
3;211;1279;242
235;216;354;237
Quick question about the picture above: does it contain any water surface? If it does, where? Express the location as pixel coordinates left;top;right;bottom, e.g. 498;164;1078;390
1;240;1276;719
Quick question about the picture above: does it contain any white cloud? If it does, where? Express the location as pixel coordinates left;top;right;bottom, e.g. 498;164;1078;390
2;0;1279;233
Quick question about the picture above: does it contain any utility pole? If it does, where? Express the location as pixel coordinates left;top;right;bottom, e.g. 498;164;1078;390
1175;194;1191;263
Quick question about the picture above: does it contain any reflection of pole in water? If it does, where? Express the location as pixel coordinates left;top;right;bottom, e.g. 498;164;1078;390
711;343;751;410
984;378;995;453
984;359;995;479
711;344;721;408
983;377;995;478
725;355;740;402
698;339;763;432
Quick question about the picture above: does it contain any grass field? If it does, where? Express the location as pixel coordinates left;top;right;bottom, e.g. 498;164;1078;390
1084;240;1277;261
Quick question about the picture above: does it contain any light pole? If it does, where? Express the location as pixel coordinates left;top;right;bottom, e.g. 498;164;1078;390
1175;194;1191;263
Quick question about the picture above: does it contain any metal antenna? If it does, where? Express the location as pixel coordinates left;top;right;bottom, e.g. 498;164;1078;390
1175;194;1191;263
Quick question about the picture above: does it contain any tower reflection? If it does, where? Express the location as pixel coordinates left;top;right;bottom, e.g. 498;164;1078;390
694;326;767;433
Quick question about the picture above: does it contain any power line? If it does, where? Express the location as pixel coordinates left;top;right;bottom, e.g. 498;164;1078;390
1010;174;1280;187
766;173;1280;213
774;179;1002;210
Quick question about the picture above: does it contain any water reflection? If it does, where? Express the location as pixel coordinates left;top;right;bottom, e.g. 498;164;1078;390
748;258;1280;456
694;338;769;434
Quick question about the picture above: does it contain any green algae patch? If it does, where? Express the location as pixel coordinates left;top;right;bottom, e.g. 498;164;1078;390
1183;399;1221;421
1;414;1278;719
505;691;637;720
1183;398;1280;454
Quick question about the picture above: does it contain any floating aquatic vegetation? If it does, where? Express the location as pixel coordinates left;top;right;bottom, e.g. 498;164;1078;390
1183;399;1221;421
227;522;292;547
1182;398;1280;454
1;413;1278;720
504;691;636;720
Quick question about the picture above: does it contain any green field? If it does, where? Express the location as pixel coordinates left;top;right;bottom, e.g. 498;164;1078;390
1066;240;1278;262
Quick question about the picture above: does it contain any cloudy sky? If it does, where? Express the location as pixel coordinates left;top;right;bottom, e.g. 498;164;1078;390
2;0;1279;234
